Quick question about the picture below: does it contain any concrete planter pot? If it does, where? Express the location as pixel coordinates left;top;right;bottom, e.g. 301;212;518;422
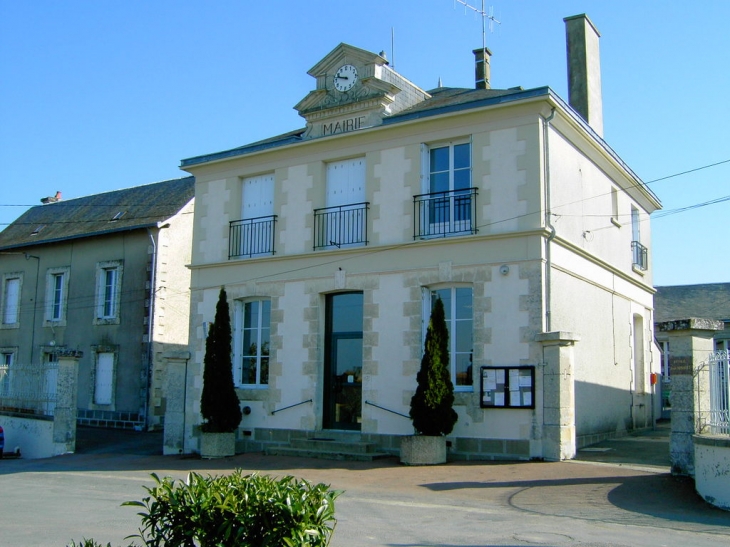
400;435;447;465
200;431;236;459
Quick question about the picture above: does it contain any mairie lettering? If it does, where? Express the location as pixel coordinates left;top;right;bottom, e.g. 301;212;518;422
322;116;365;136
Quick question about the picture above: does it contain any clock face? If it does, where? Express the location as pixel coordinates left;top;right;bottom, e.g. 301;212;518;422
334;64;358;92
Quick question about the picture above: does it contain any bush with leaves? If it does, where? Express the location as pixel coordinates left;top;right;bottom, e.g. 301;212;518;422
122;470;340;547
409;296;458;436
200;286;242;433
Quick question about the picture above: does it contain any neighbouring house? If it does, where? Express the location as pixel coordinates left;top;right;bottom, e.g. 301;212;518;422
176;14;661;461
0;177;194;431
653;283;730;418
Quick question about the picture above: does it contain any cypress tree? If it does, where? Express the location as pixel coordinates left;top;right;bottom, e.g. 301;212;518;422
200;287;242;433
409;296;458;436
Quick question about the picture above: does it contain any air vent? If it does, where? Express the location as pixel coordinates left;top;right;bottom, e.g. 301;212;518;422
30;225;46;236
110;211;126;222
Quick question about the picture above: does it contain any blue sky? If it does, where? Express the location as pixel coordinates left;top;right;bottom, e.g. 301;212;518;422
1;1;728;287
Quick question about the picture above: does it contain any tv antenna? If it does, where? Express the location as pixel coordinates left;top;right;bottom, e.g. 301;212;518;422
454;1;500;51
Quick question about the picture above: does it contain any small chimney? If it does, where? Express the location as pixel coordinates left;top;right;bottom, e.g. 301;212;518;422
473;47;492;90
564;14;603;136
40;191;62;204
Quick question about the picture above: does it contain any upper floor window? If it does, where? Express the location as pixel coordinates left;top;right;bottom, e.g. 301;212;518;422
45;267;69;324
423;286;473;391
631;206;647;270
230;173;276;258
610;187;620;226
1;274;21;327
95;261;122;324
0;349;13;397
234;299;271;386
415;141;476;238
315;158;367;249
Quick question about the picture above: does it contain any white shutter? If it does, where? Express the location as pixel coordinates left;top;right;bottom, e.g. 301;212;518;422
242;174;274;219
326;158;365;208
95;353;114;405
420;143;430;193
3;278;19;324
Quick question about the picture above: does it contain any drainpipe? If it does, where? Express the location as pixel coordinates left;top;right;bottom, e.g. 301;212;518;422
542;108;556;332
143;228;159;430
24;253;40;364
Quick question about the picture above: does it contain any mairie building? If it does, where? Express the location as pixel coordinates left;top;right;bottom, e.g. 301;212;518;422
174;14;661;461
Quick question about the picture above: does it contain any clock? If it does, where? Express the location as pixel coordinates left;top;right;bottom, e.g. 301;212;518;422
333;64;358;92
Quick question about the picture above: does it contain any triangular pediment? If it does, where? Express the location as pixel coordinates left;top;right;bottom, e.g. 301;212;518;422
307;43;386;79
293;42;430;140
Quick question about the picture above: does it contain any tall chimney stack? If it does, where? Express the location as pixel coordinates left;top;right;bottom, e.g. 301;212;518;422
473;47;492;89
564;14;603;136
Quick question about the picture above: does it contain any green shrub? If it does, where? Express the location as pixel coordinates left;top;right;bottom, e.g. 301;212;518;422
409;296;458;436
123;470;340;547
200;286;242;433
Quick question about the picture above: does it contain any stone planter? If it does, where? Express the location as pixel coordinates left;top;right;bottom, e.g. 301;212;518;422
200;431;236;459
400;435;447;465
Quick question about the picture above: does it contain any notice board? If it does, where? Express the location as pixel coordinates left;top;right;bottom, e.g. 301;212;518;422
480;366;535;409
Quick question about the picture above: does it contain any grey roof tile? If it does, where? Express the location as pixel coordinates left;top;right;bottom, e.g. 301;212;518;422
0;176;195;250
654;283;730;322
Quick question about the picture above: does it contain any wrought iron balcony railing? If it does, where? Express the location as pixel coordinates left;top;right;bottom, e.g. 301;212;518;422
229;215;277;259
313;202;369;250
632;240;648;271
413;188;477;239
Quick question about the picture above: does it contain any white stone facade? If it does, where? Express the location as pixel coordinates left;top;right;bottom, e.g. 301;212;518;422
179;42;660;460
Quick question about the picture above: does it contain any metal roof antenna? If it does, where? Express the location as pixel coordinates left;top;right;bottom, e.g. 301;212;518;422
454;0;500;52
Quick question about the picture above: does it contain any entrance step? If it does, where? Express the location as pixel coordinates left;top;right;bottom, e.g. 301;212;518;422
263;434;392;462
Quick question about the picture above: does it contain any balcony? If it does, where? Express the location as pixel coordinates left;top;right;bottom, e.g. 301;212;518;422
413;188;478;239
313;203;369;250
632;240;648;271
229;215;277;259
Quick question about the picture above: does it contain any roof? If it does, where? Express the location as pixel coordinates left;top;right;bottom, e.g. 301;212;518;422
179;83;659;207
0;176;195;251
654;283;730;323
180;86;546;168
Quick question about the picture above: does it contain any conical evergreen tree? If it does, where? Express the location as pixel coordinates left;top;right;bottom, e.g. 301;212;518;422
200;287;242;433
409;296;458;436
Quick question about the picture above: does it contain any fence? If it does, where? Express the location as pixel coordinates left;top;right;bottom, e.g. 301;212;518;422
0;362;58;417
708;349;730;435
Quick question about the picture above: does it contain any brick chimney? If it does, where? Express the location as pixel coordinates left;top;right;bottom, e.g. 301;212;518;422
473;47;492;89
564;14;603;136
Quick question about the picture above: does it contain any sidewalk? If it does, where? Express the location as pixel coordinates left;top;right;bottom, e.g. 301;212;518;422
0;424;728;547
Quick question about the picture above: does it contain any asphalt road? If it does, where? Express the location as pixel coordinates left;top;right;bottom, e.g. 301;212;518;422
0;425;727;547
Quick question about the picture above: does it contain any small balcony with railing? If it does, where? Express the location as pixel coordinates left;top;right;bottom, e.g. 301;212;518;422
632;240;648;271
313;203;369;250
413;188;478;239
229;215;277;259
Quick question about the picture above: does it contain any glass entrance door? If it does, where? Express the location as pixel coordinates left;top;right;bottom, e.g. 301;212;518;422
324;292;363;430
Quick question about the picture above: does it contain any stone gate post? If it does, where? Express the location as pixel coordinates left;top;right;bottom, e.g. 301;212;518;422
162;350;190;455
656;318;723;475
54;350;82;455
537;331;580;461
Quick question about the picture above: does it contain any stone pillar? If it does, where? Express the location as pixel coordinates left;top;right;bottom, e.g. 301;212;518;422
53;350;82;455
536;331;580;461
162;350;190;455
656;318;723;476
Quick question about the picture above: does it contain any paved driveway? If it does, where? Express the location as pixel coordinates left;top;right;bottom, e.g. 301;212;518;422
0;425;727;547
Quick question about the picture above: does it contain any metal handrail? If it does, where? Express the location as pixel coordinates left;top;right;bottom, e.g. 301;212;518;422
413;187;478;239
632;240;648;270
229;215;277;259
313;202;369;250
271;398;313;415
364;400;410;419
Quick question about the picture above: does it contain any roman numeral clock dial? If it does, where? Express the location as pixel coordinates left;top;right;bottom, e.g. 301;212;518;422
333;64;358;92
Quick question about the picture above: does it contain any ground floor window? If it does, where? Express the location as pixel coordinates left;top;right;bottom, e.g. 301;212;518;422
424;286;473;390
94;352;114;405
234;299;270;386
